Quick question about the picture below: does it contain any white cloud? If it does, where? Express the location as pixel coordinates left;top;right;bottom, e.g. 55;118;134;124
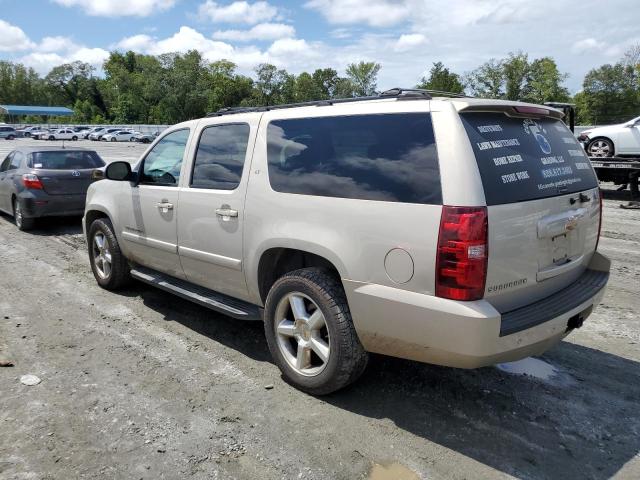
38;36;79;53
393;33;428;52
571;38;607;54
115;34;155;52
0;19;35;51
304;0;411;27
198;1;279;24
213;23;295;42
52;0;176;17
150;26;235;58
20;47;110;74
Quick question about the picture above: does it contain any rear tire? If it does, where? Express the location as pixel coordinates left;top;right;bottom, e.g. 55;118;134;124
13;198;35;231
7;135;15;140
88;218;131;290
72;136;78;141
587;137;614;157
264;268;368;395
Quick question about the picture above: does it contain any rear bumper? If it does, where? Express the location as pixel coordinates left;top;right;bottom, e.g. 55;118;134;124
344;252;610;368
19;192;86;218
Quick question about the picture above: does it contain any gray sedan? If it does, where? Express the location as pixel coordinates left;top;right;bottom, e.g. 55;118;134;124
0;147;106;230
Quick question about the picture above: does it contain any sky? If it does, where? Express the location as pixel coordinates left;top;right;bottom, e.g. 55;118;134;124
0;0;639;93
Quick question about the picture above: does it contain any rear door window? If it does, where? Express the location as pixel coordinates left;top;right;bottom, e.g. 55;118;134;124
30;151;105;169
191;123;250;190
460;112;598;205
266;113;441;204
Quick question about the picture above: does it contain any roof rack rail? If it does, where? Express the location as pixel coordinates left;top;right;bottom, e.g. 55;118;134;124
206;87;437;117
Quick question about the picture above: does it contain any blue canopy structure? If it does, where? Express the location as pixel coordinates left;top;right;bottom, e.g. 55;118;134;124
0;105;74;116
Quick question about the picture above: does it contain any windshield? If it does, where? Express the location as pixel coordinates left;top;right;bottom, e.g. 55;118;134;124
29;151;105;170
460;112;599;205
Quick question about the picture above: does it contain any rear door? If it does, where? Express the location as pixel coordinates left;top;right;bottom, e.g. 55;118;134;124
30;151;104;195
177;117;256;301
460;110;601;312
0;154;13;213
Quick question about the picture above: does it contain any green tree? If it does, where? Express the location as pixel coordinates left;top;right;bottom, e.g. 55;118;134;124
465;59;505;98
524;57;570;104
417;61;464;93
345;61;381;97
577;63;639;125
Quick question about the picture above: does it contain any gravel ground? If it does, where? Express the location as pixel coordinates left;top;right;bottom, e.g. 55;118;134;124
0;138;639;479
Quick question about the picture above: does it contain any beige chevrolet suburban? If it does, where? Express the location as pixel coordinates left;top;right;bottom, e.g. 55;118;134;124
83;89;610;394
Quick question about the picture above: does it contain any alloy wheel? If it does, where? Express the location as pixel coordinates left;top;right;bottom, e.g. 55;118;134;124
589;140;612;157
274;292;331;377
92;232;113;279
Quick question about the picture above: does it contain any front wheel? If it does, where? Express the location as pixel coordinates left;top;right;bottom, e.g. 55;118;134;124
264;268;368;395
13;198;35;231
7;135;15;140
587;138;614;157
72;136;78;141
88;218;131;290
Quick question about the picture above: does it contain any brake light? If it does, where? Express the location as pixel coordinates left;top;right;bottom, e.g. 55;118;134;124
513;106;550;116
596;189;603;251
436;206;488;301
22;173;43;190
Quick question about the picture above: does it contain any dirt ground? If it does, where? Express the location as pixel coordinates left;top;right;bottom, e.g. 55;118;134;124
0;138;639;479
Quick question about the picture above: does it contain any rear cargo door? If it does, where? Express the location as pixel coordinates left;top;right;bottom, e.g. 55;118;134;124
30;150;104;195
460;111;601;312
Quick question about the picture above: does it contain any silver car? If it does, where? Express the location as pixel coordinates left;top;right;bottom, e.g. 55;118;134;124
0;147;105;230
84;89;610;394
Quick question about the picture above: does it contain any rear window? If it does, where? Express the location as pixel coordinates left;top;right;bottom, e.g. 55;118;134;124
460;112;598;205
266;113;441;204
29;151;105;170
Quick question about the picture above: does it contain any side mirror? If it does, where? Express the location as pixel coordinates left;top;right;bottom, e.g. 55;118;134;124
105;161;133;181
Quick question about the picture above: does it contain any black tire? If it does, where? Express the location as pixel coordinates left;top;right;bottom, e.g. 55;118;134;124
110;137;116;142
7;135;15;140
13;198;35;231
72;136;78;141
264;268;368;395
48;135;54;141
587;137;614;157
88;218;131;290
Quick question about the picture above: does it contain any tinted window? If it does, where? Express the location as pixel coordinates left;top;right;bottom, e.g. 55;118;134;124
191;123;250;190
30;151;106;169
0;154;12;172
9;151;23;170
461;112;599;205
266;113;441;204
140;129;190;186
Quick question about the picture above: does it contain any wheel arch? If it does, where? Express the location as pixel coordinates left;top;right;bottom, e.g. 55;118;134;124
256;246;346;305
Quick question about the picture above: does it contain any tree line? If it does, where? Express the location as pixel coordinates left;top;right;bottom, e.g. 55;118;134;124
0;45;638;126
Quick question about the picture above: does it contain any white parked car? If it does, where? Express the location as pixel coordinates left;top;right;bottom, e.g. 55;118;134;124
45;129;79;141
102;130;135;142
579;115;640;157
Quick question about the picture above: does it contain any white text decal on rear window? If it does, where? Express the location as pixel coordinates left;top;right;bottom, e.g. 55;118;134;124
477;138;520;151
477;124;503;133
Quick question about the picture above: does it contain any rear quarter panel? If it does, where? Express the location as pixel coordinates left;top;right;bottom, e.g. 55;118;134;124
243;101;443;306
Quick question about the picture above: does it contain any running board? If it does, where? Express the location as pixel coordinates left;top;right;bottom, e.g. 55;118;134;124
130;266;262;321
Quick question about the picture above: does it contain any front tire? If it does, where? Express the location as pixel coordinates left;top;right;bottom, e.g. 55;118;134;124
587;138;614;157
264;268;368;395
72;136;78;141
88;218;131;290
13;198;35;231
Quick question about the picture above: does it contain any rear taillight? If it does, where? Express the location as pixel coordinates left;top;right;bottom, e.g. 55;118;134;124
596;189;603;251
22;173;43;190
436;206;488;301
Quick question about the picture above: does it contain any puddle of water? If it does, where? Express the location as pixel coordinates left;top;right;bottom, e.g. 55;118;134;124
496;357;558;380
368;463;420;480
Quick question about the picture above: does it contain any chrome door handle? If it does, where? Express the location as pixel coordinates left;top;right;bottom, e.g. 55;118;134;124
156;201;174;210
215;206;238;218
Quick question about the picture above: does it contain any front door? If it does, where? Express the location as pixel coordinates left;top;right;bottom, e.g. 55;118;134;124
177;119;256;301
119;128;192;279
